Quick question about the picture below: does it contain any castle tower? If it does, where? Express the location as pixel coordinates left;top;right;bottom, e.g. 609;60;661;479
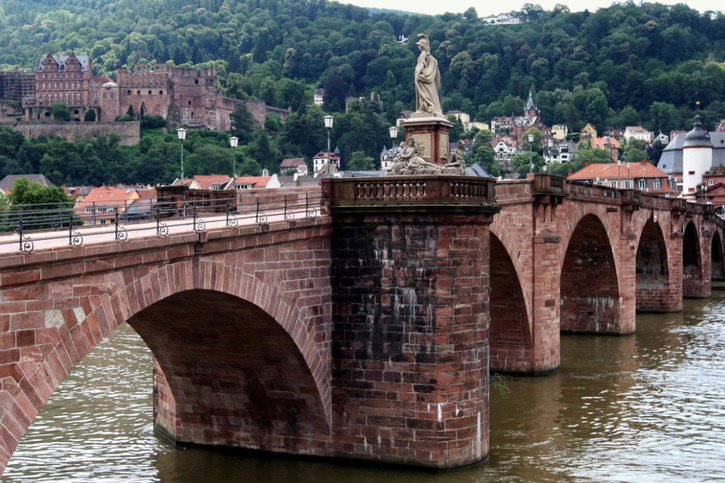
682;113;713;198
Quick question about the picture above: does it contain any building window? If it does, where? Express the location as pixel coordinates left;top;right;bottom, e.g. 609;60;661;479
708;179;714;186
610;181;617;188
127;90;131;95
96;208;103;213
653;179;662;189
106;208;114;213
623;181;632;189
148;90;152;95
195;79;199;85
638;179;647;190
159;90;163;95
688;171;695;175
84;207;92;213
137;90;141;95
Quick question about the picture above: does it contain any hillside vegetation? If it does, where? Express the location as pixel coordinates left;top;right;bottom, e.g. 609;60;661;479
0;1;722;185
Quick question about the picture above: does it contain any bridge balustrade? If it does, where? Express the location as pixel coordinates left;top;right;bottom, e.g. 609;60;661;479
0;189;324;254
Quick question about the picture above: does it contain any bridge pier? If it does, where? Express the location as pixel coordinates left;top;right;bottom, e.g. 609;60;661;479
325;176;498;468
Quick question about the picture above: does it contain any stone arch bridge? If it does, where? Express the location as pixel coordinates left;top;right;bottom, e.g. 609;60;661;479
0;175;721;474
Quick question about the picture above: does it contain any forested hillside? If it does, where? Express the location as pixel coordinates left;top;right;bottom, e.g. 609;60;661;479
1;0;723;131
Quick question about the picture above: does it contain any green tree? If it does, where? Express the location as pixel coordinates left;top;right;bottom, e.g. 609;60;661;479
649;102;680;135
510;152;545;179
347;150;375;171
238;158;263;176
230;102;254;144
573;147;613;164
51;103;71;122
9;178;70;205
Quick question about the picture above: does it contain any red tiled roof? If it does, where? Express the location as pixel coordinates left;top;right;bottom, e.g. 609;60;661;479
80;186;138;205
568;161;668;180
136;188;157;199
313;152;339;160
193;175;232;190
591;136;621;150
280;158;306;168
232;176;271;188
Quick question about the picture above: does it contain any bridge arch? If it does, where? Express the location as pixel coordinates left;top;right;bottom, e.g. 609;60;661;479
489;233;531;372
712;231;723;281
0;260;330;473
682;220;704;298
635;218;671;312
559;214;621;333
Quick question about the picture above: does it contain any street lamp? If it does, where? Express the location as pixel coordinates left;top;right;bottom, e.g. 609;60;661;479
323;115;334;177
389;125;399;140
528;133;535;173
176;127;187;182
617;160;622;189
229;136;239;180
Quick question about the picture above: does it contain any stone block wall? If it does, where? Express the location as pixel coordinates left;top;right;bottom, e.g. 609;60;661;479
12;121;140;146
330;208;494;468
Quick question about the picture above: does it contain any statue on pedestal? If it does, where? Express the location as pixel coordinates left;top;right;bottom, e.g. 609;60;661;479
414;34;443;117
442;141;466;175
389;138;442;175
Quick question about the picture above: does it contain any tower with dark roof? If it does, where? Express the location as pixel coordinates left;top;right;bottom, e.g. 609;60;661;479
524;89;537;118
682;113;714;198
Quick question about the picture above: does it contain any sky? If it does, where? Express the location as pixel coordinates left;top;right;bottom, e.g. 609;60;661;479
344;0;722;16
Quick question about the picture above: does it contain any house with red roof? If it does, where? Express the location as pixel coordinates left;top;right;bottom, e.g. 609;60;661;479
75;186;140;224
568;160;676;194
590;136;621;161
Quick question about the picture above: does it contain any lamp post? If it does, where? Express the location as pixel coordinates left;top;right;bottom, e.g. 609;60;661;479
617;160;622;189
528;133;535;173
324;115;334;177
176;127;187;182
229;136;239;180
388;126;399;171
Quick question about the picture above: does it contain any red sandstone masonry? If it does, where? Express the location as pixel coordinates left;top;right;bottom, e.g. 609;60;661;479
330;209;496;468
0;216;332;474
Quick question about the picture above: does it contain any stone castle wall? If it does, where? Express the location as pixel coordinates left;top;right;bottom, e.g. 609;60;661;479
11;121;140;145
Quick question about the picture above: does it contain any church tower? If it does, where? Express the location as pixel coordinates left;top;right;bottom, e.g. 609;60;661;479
524;89;537;119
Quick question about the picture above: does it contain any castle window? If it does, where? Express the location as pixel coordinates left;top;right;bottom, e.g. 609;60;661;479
127;90;131;95
191;112;194;117
159;90;163;95
195;79;199;85
137;90;141;95
148;90;152;95
188;101;191;106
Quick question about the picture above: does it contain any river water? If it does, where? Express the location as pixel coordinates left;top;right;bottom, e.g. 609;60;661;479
5;293;724;482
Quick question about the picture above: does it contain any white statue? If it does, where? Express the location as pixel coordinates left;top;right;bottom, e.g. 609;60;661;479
414;34;443;116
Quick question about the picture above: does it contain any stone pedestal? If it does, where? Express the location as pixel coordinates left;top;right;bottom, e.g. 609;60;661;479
323;176;499;469
402;115;453;166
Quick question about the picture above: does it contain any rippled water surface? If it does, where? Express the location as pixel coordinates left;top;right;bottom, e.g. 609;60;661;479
5;293;724;482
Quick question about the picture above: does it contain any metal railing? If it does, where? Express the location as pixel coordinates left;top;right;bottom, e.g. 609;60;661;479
0;191;323;254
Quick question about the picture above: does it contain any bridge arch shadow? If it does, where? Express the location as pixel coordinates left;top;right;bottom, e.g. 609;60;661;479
560;214;621;333
683;221;704;298
712;231;723;281
1;266;330;472
489;233;531;373
635;218;670;312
